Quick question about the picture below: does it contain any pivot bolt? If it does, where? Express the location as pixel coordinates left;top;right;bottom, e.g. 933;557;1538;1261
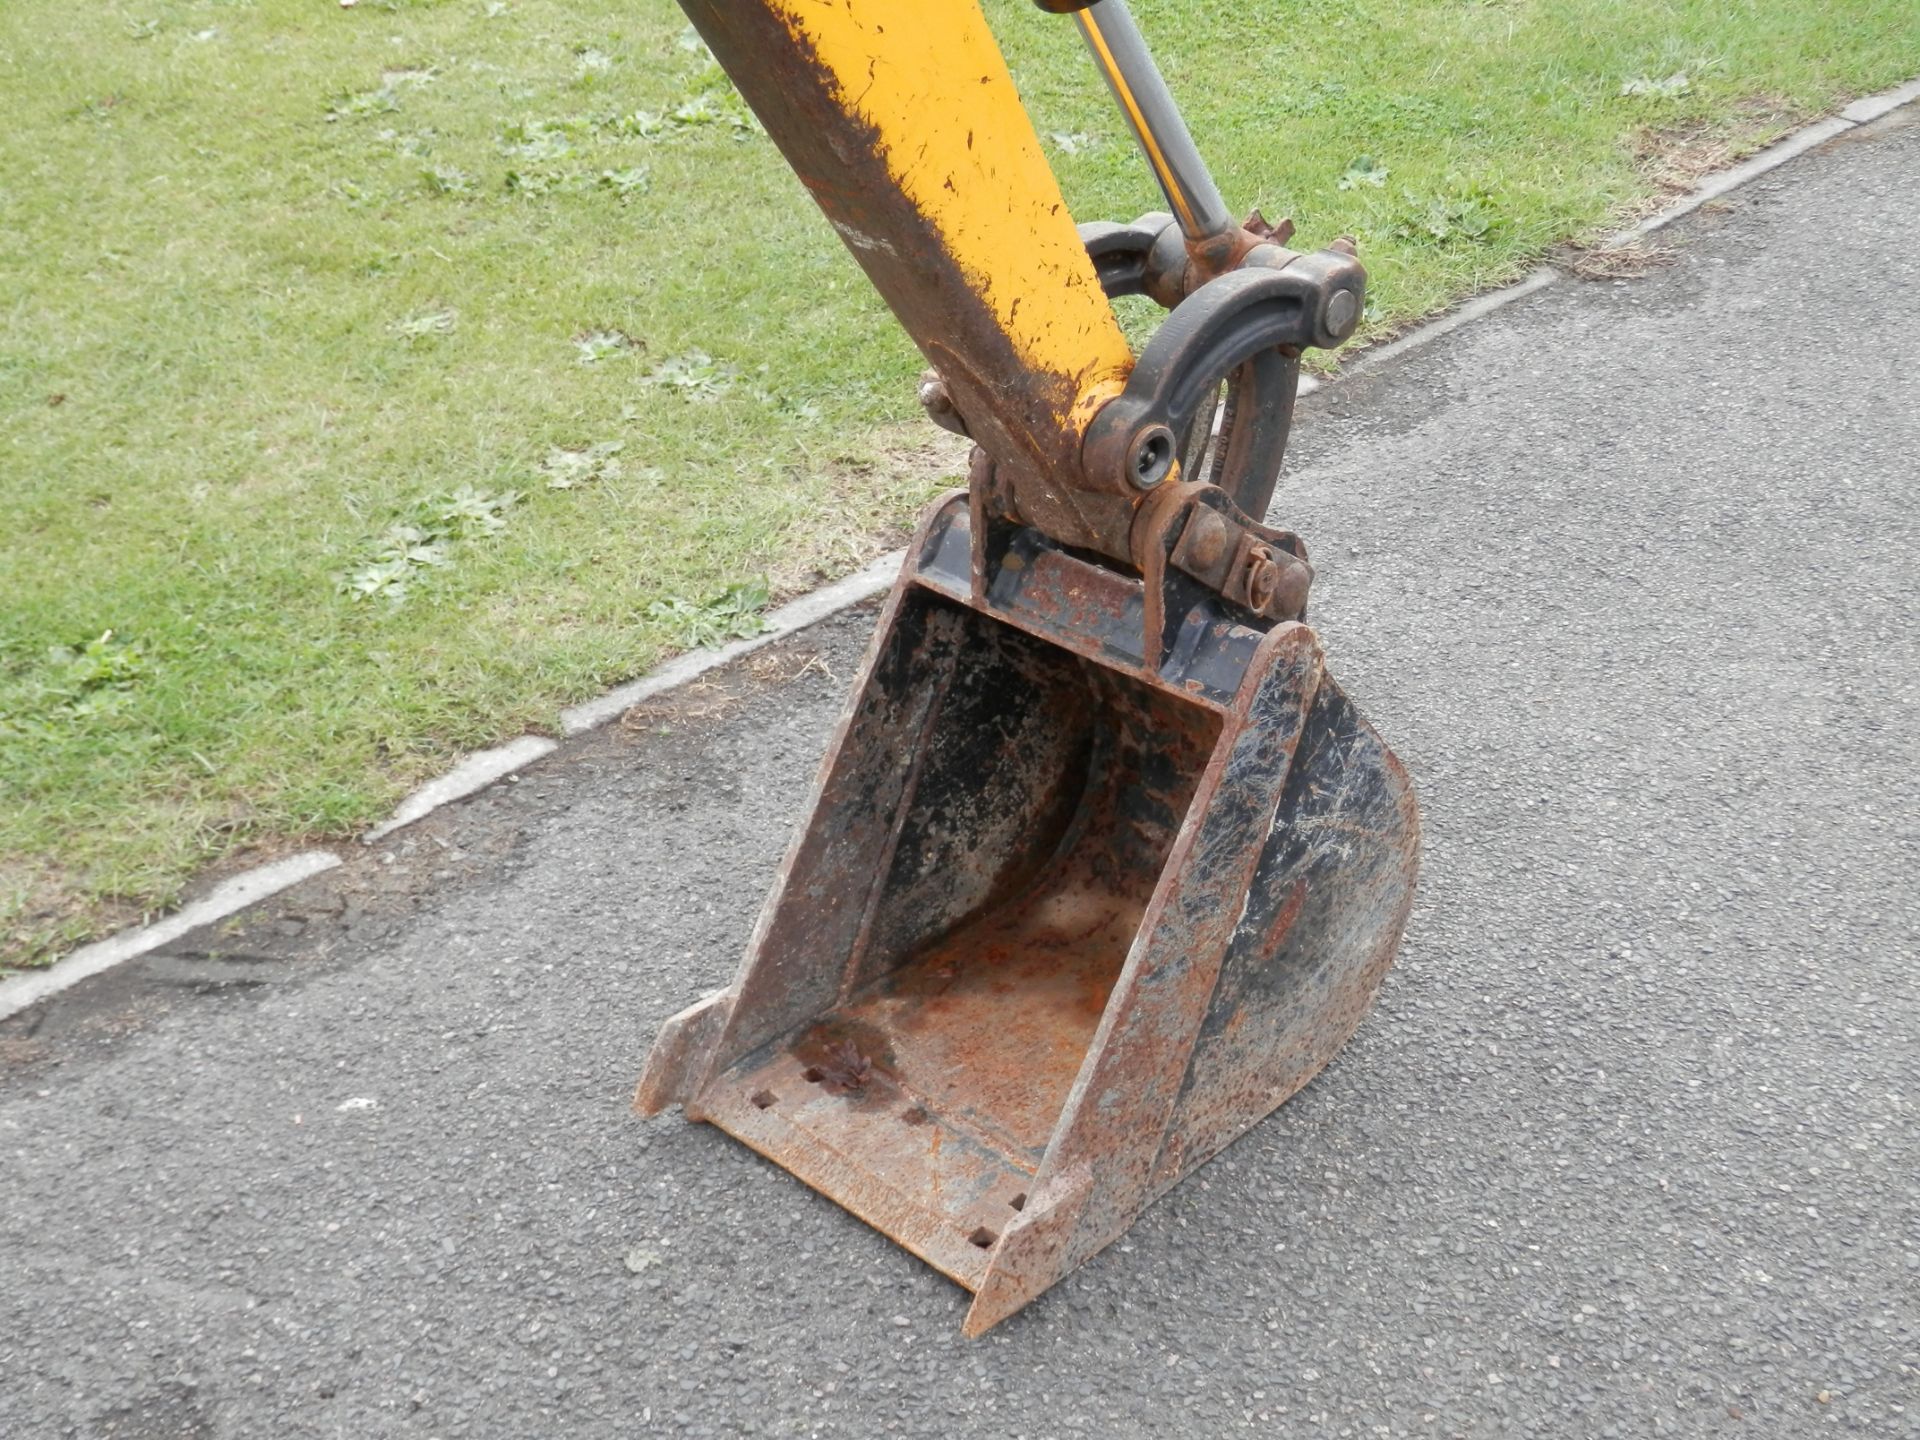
1246;548;1280;610
918;372;970;438
1129;425;1176;488
1325;288;1359;340
1184;508;1231;570
1245;548;1309;616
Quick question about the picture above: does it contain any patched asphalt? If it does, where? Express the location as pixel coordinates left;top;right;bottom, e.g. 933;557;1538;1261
3;113;1916;1439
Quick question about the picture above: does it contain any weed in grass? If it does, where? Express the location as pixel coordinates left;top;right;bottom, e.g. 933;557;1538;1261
325;177;385;208
645;349;737;399
574;328;638;364
341;487;520;604
51;633;147;695
765;392;824;424
432;484;520;539
74;94;129;122
540;441;625;490
499;118;579;161
340;526;451;604
1339;155;1391;191
392;308;458;342
630;91;759;141
597;166;650;200
1392;188;1503;246
1047;130;1097;155
0;633;149;744
645;580;772;649
574;48;617;81
374;127;437;157
125;18;160;41
504;168;582;196
420;163;477;195
327;86;402;123
1621;72;1695;100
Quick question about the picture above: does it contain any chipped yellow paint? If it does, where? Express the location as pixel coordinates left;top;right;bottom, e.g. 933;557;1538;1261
768;0;1133;418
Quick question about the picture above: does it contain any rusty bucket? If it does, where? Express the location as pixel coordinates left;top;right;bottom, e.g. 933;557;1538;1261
637;492;1419;1334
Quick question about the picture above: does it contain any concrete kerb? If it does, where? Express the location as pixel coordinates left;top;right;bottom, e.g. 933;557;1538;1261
555;548;904;735
3;75;1914;1022
361;735;560;844
0;853;341;1024
1840;75;1920;125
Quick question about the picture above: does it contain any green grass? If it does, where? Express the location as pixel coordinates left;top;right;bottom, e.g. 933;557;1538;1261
1;0;1913;968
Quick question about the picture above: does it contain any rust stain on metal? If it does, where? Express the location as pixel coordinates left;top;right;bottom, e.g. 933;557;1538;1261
809;1038;874;1095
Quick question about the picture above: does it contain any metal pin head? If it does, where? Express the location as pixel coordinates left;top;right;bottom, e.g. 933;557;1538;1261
1130;425;1176;488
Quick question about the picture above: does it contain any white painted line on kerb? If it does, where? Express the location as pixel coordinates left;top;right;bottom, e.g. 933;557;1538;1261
557;548;905;735
362;735;560;842
0;851;341;1024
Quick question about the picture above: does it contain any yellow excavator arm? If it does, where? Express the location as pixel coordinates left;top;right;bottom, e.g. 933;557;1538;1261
637;0;1419;1336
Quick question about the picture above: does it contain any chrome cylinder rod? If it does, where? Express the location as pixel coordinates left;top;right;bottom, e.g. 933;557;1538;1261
1072;0;1234;241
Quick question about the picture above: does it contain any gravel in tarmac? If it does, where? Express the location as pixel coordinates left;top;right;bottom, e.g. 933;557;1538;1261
2;114;1916;1439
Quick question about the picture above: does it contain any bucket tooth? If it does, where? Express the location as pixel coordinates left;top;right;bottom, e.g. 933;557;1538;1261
635;987;731;1116
638;494;1419;1332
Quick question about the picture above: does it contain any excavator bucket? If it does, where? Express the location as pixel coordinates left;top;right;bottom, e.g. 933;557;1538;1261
638;496;1418;1334
633;0;1420;1332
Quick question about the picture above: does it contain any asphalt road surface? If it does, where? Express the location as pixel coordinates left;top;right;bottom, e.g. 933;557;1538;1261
3;113;1915;1439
